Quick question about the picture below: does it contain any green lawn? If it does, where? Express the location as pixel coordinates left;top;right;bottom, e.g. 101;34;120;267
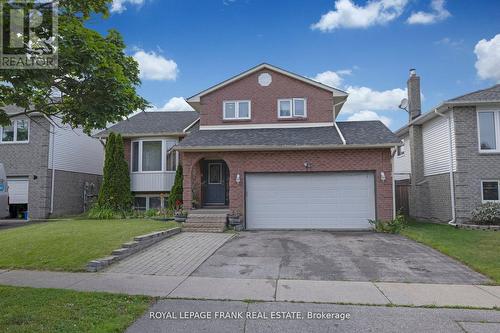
0;285;152;333
401;221;500;284
0;219;178;271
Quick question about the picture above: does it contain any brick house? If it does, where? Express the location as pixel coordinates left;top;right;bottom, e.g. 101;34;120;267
0;106;104;219
394;70;500;224
175;63;400;230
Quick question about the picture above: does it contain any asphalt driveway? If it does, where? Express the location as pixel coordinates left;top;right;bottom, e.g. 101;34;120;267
192;231;489;284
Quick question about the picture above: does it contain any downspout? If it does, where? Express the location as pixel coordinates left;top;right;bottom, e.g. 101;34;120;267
434;108;457;226
391;146;397;219
42;115;56;215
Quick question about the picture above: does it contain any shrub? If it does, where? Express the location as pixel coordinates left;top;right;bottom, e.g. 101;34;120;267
167;165;183;211
97;133;132;215
87;205;117;219
369;214;407;234
471;203;500;225
145;209;159;217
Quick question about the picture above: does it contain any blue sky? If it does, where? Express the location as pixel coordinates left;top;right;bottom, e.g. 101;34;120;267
87;0;500;130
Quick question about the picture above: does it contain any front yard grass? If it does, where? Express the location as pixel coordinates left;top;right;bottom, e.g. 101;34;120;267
0;219;178;272
401;220;500;284
0;285;153;333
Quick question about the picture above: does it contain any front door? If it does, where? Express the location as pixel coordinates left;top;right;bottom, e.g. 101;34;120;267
204;161;227;205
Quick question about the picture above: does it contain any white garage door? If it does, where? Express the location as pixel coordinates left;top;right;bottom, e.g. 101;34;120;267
7;178;29;204
246;172;376;230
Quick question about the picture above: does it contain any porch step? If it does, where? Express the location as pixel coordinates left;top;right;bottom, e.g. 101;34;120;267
183;210;228;233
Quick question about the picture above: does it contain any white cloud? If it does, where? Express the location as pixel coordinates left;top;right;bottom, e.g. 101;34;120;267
311;0;408;32
407;0;450;25
343;85;407;114
147;97;194;112
347;110;392;126
133;50;178;81
311;70;350;88
111;0;145;13
474;34;500;83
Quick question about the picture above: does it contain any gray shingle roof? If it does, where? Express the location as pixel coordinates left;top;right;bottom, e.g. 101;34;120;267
447;84;500;102
95;111;199;137
176;121;399;150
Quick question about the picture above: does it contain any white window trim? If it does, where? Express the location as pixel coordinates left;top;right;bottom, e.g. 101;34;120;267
396;139;405;157
477;110;500;153
0;119;30;144
223;100;251;120
481;180;500;203
277;98;307;119
131;138;178;174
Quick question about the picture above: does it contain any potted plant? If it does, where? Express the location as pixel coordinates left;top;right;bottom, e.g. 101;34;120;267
174;200;188;222
228;210;242;230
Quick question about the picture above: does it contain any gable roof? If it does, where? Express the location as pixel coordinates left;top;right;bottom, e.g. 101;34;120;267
94;111;199;138
447;84;500;103
175;121;399;151
186;63;348;103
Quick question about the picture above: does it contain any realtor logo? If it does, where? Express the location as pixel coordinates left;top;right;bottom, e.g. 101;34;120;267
0;0;58;69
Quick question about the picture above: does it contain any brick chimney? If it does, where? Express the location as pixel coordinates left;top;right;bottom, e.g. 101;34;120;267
407;69;421;122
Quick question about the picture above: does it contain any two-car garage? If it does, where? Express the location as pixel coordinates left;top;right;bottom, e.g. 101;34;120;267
245;172;376;230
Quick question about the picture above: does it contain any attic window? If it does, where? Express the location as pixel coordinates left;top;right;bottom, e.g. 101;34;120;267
223;101;251;120
278;98;307;118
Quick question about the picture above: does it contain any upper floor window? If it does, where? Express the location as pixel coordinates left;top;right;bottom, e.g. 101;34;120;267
0;119;29;143
223;100;251;120
478;111;500;152
278;98;307;119
131;139;177;173
397;139;405;156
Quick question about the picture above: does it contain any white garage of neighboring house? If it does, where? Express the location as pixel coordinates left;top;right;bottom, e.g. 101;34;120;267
245;172;376;230
7;178;29;205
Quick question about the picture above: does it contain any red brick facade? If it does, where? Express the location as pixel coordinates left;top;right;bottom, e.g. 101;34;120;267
200;68;339;126
181;149;393;221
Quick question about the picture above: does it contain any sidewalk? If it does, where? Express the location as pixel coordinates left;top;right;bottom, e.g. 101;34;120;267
0;269;499;308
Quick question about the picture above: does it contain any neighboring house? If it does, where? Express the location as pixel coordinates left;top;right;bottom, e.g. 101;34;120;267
95;111;199;211
394;70;500;224
0;106;104;219
175;63;400;230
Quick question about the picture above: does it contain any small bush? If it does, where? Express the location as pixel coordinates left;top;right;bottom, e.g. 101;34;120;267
471;203;500;225
145;209;159;217
87;205;117;220
369;214;407;234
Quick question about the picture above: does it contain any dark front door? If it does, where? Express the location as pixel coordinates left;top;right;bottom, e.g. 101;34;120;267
203;161;227;205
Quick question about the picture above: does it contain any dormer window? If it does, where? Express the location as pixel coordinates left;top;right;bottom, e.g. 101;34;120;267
223;100;251;120
278;98;307;119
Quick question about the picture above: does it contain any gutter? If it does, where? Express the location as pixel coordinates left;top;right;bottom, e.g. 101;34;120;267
434;107;457;227
175;143;401;152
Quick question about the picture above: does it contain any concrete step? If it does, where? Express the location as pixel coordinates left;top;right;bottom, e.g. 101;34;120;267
183;222;226;229
186;216;227;223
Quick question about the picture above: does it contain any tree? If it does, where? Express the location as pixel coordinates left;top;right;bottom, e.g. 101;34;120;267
97;132;132;212
167;165;183;212
0;1;148;133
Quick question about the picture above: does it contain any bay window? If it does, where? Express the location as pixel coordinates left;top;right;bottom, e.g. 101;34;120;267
131;139;178;173
477;111;500;152
0;119;29;143
278;98;307;118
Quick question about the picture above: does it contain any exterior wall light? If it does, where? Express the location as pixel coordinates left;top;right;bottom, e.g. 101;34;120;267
236;173;241;184
380;171;386;182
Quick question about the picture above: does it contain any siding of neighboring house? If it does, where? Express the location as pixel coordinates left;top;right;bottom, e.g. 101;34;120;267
422;114;456;176
393;135;411;181
453;106;500;223
199;68;339;127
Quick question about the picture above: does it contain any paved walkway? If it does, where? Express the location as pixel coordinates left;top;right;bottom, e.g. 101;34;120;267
106;232;234;276
127;299;500;333
0;269;499;308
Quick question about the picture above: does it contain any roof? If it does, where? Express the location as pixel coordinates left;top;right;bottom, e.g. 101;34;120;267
395;84;500;136
187;63;348;103
176;121;400;151
447;84;500;103
95;111;199;138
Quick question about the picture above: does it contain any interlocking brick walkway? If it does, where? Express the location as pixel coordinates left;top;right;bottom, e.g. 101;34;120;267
106;232;234;276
